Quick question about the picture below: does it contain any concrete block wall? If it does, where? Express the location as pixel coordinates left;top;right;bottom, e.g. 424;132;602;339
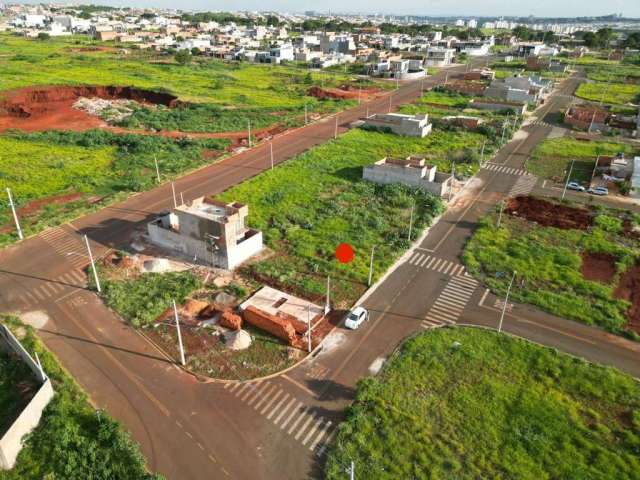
227;231;263;270
0;324;54;470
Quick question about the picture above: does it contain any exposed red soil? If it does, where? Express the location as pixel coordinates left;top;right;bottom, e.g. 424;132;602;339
307;84;382;101
506;196;593;230
580;251;617;283
614;262;640;333
0;85;178;133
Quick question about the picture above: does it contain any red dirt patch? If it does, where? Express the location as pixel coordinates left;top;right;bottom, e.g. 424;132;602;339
506;196;593;230
614;262;640;333
307;85;382;101
0;85;178;133
580;251;617;283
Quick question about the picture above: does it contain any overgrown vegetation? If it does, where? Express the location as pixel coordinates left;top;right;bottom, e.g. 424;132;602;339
326;327;640;479
0;315;162;480
218;128;491;305
526;137;637;183
575;81;640;105
0;131;230;247
463;201;640;335
0;344;39;435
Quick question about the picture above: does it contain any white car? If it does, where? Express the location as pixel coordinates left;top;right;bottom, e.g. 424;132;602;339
567;181;585;192
587;186;609;196
345;306;369;330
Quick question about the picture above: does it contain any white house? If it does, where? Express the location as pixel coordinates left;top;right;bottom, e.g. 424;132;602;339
363;113;432;137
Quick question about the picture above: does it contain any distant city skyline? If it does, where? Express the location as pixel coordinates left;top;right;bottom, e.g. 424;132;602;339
11;0;640;19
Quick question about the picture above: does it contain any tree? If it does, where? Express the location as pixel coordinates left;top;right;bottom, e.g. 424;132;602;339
512;26;532;41
37;32;50;41
623;32;640;49
174;49;192;65
190;47;201;56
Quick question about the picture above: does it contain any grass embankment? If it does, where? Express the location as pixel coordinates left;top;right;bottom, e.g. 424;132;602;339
0;131;229;247
526;137;637;183
218;127;488;306
0;345;39;435
463;202;640;336
0;315;162;480
325;327;640;479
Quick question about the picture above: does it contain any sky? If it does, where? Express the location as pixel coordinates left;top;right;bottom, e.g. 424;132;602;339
62;0;640;18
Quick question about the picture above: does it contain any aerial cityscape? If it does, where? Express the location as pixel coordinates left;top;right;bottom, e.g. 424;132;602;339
0;2;639;479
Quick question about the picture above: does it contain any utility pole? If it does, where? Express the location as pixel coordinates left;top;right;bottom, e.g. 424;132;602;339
171;182;177;208
444;71;448;85
358;87;361;104
500;121;507;145
304;104;308;124
497;200;504;228
153;155;161;183
449;162;455;200
180;192;184;206
367;245;376;286
396;75;399;90
173;300;186;366
591;155;600;183
349;461;355;480
6;187;23;240
420;77;424;97
388;95;392;113
270;141;274;170
561;160;575;201
84;234;101;293
588;109;597;133
498;271;516;333
307;304;312;353
324;276;330;314
480;140;486;166
407;200;415;241
247;120;252;147
365;105;369;118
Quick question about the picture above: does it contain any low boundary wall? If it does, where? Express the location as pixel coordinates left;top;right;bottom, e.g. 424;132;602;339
0;324;54;470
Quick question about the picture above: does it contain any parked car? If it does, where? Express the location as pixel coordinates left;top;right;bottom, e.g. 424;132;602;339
345;306;369;330
567;181;585;192
587;186;609;196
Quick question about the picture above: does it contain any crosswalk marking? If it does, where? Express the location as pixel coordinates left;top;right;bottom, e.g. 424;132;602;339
294;413;317;440
482;163;531;176
316;428;338;457
273;397;298;425
420;275;478;329
302;417;322;445
280;403;303;430
508;175;537;197
247;383;270;406
38;227;88;268
267;393;290;420
253;385;277;411
530;119;552;127
260;389;283;415
406;253;468;277
309;420;332;451
287;406;309;435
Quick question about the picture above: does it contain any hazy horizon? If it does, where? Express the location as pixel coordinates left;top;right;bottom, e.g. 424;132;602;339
11;0;640;19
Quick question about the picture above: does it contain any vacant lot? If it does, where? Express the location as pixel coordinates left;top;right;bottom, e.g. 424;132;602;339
463;196;640;336
575;81;640;105
0;346;39;436
526;137;637;183
325;327;640;479
0;315;161;480
0;131;229;247
217;127;490;305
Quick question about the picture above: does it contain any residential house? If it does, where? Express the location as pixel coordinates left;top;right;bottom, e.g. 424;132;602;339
363;156;453;197
363;113;432;137
426;47;455;67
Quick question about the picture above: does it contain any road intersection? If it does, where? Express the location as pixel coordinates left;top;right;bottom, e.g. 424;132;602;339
1;63;639;479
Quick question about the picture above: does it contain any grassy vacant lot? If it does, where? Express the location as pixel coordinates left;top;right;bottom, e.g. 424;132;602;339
0;346;39;435
463;201;640;336
526;137;637;183
0;131;229;247
218;127;487;305
575;81;640;105
0;315;161;480
325;327;640;479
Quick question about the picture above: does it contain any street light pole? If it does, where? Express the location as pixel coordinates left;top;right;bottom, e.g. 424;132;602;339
407;200;415;241
561;160;575;201
334;115;338;139
497;200;505;228
6;187;23;240
349;461;355;480
304;104;308;124
173;299;186;366
153;155;161;183
171;182;177;208
498;271;516;333
388;95;392;113
480;140;486;166
324;276;330;314
84;234;101;293
367;245;376;286
270;141;274;170
307;304;312;353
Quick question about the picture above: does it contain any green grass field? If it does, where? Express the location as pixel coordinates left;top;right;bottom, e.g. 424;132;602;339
0;131;229;247
0;316;162;480
325;327;640;479
217;127;490;305
575;81;640;105
526;138;637;183
463;202;640;336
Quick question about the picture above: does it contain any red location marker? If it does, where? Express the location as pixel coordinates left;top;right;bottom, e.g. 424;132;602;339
335;243;355;263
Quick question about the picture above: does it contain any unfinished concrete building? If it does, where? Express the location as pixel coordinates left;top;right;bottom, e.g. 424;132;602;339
147;197;263;270
363;113;432;137
363;156;452;197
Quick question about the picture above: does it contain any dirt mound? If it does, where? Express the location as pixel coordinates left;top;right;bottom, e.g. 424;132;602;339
614;262;640;333
506;196;593;230
0;85;178;132
580;252;617;283
307;85;381;101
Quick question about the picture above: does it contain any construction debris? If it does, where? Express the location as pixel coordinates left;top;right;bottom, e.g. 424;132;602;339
224;329;252;350
73;96;137;123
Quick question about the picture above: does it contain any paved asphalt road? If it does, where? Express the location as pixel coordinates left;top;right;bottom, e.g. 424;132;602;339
1;63;639;480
